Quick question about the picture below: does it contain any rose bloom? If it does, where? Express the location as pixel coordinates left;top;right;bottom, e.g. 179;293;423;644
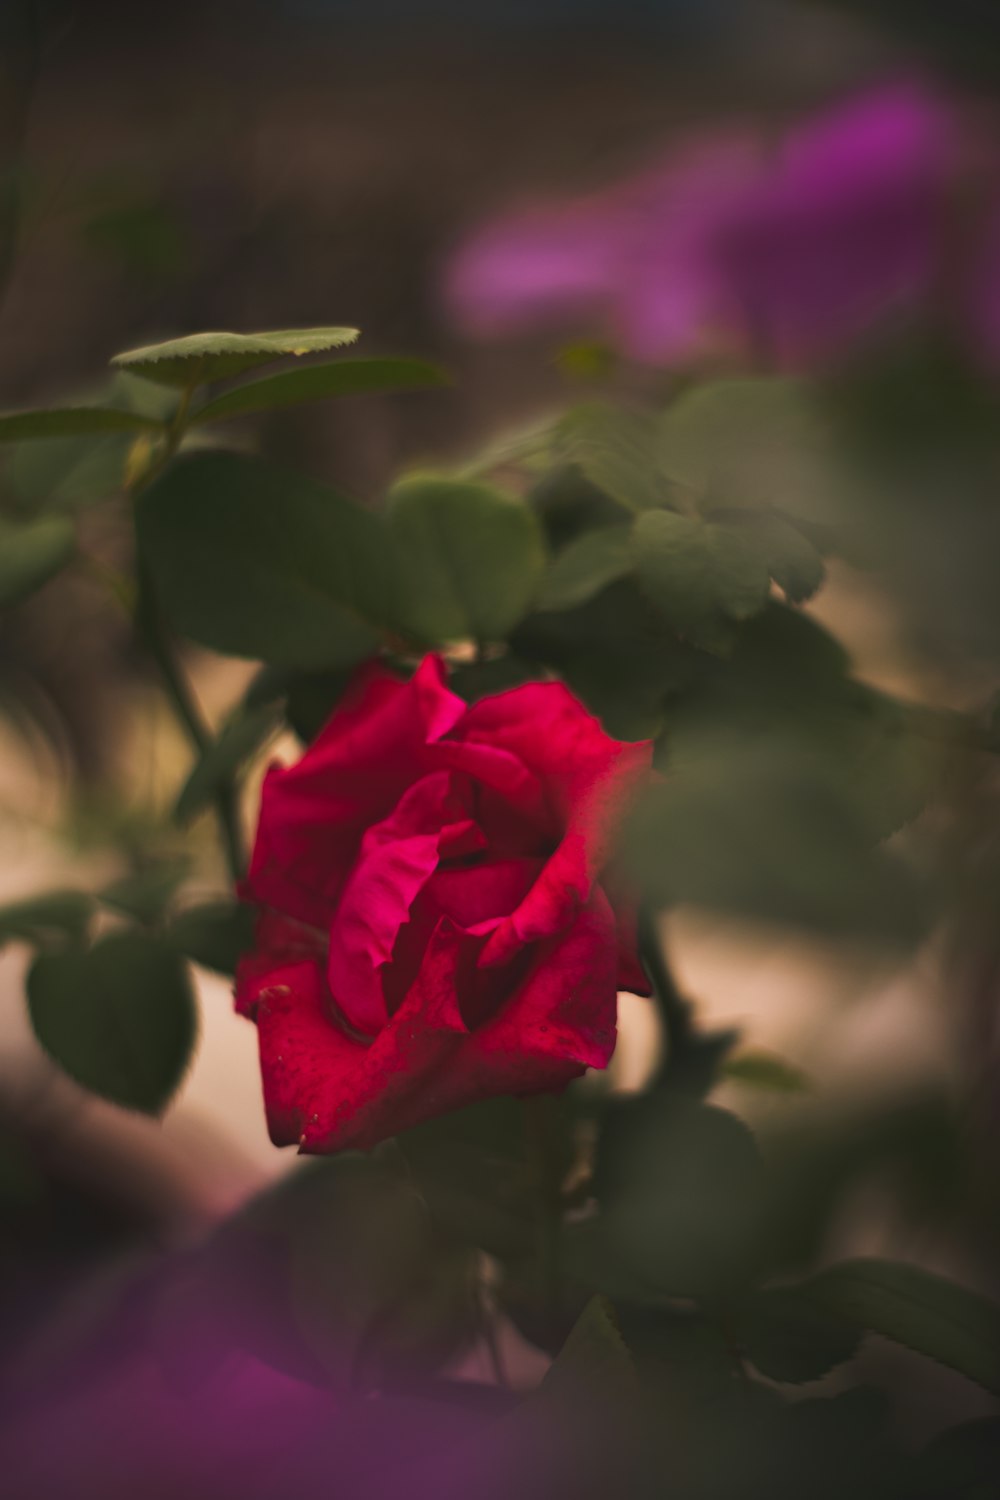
235;656;652;1153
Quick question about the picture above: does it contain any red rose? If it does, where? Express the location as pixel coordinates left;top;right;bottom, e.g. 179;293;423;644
235;656;652;1153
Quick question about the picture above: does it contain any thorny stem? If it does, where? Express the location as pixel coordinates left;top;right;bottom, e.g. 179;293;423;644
638;906;695;1075
129;378;246;885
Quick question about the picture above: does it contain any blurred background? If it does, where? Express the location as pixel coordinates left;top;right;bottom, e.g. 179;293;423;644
1;0;1000;1470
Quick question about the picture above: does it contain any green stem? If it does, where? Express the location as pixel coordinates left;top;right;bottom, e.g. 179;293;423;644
639;906;694;1071
135;562;246;884
129;377;246;886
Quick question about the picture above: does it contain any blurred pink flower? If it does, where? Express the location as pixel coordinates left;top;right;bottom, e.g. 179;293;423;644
447;135;761;363
719;83;956;363
445;81;998;368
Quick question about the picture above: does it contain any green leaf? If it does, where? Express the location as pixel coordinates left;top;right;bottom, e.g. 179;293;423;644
660;376;839;522
0;515;75;605
554;402;671;512
536;523;633;611
191;356;448;424
722;1050;811;1094
536;1295;636;1406
739;1284;861;1383
283;1157;475;1390
27;931;197;1114
168;899;256;976
110;326;360;388
632;508;770;650
753;1094;962;1278
283;668;355;744
4;433;131;512
595;1096;765;1301
626;740;927;945
731;512;826;604
398;1097;541;1260
98;859;190;926
1;374;173;514
389;475;546;643
136;450;385;669
527;462;627;551
0;889;93;948
447;652;539;705
511;578;698;741
0;406;164;441
802;1259;1000;1395
174;702;280;824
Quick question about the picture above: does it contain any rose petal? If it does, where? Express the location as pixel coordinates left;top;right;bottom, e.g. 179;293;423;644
245;925;470;1152
326;770;487;1034
456;682;651;965
471;887;620;1073
244;656;464;930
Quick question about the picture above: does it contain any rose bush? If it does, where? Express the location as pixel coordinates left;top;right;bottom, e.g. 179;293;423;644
235;655;652;1152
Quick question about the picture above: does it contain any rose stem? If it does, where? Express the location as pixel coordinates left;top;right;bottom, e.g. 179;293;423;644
522;1093;563;1343
128;376;246;884
638;905;694;1075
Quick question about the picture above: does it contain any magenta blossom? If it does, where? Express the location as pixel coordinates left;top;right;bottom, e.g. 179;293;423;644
445;81;997;368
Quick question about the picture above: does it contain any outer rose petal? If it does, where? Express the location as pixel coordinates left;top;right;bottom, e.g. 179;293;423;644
243;926;469;1152
244;657;464;929
469;887;621;1076
239;897;620;1153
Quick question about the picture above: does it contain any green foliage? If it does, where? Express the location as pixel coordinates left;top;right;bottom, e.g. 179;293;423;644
0;514;75;605
168;899;256;976
191;355;448;424
552;401;672;512
397;1097;543;1260
4;433;130;512
800;1259;1000;1394
173;702;281;825
722;1050;811;1095
110;327;360;387
199;1153;477;1393
726;511;826;604
1;307;994;1488
512;577;699;740
632;508;771;651
0;889;93;948
27;930;197;1114
0;405;163;441
739;1283;861;1383
284;668;356;743
594;1096;765;1301
389;475;546;643
287;1157;476;1389
536;523;633;611
536;1295;636;1404
136;450;385;669
627;739;928;943
660;375;839;523
98;859;190;926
